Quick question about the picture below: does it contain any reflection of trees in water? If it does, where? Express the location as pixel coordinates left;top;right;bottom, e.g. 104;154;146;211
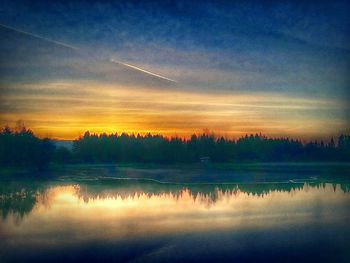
0;182;49;222
340;183;350;193
0;190;37;221
1;181;349;220
76;181;350;202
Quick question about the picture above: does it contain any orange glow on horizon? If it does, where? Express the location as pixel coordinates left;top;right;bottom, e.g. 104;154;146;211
1;80;349;140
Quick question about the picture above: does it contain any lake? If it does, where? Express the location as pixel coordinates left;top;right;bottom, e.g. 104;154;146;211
1;163;350;262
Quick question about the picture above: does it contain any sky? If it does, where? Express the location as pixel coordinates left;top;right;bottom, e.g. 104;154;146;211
0;0;349;140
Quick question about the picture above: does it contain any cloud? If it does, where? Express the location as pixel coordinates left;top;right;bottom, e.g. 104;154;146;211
0;1;349;138
1;80;348;139
0;22;178;83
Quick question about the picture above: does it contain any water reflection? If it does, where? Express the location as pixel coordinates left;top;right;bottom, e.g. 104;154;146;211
1;181;349;262
1;182;349;224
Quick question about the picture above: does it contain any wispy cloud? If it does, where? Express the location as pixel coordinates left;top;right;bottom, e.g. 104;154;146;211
0;22;178;83
0;23;78;50
0;1;349;138
109;59;178;83
1;80;348;139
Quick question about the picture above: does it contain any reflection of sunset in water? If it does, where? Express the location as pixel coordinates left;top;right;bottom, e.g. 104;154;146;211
2;183;349;246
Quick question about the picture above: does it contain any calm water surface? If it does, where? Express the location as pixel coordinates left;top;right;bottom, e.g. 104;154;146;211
0;164;350;262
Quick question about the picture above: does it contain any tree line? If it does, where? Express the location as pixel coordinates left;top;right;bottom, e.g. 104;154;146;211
1;126;350;169
0;126;54;170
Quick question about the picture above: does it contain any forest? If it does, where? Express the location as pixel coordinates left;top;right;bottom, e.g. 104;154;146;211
0;126;350;169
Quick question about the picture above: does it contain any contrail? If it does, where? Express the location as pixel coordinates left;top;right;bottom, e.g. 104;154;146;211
109;59;178;83
0;23;177;83
0;23;78;50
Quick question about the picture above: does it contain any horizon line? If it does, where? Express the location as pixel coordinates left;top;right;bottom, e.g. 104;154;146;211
2;126;347;143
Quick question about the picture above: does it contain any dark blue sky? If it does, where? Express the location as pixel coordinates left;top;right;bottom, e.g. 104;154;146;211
0;0;349;138
1;0;349;94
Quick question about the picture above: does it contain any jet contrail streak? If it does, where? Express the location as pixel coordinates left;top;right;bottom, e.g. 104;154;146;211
0;23;78;50
0;23;177;83
109;59;178;83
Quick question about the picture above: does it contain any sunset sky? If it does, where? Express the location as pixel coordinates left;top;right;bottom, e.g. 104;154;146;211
0;0;349;140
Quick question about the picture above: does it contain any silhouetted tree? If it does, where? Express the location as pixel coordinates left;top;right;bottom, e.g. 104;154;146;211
1;126;349;166
0;126;55;169
69;131;350;164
